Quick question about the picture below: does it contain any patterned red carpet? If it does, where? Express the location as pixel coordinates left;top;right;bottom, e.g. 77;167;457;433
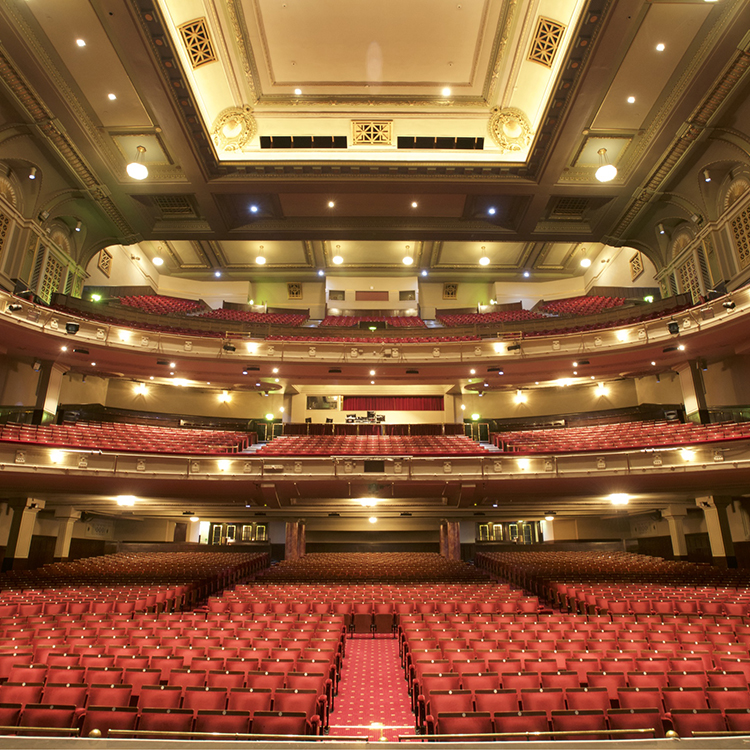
329;634;417;742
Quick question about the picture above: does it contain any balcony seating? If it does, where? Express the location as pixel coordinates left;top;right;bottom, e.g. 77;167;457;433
437;310;545;327
0;421;253;455
118;295;206;316
197;310;308;326
255;435;487;457
492;419;750;454
537;296;627;317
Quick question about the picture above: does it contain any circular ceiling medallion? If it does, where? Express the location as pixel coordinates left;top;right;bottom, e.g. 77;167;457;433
211;106;257;153
488;107;532;153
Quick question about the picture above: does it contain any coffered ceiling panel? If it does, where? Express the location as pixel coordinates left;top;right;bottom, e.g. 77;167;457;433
279;193;467;218
219;240;311;266
438;241;527;267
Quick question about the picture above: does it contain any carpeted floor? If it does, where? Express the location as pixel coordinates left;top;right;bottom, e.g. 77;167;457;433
329;634;417;742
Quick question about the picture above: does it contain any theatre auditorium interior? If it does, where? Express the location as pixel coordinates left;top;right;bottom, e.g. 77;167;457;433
4;0;750;746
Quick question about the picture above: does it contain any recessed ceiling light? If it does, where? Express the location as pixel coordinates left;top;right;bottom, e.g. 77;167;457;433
107;93;117;101
272;368;279;374
479;256;490;266
294;88;302;95
523;271;530;278
76;39;86;47
332;255;343;265
369;370;376;376
470;369;476;374
61;346;68;352
91;362;96;366
250;205;258;213
580;258;592;268
214;270;222;278
370;380;375;385
656;43;665;51
318;269;324;276
442;87;451;96
327;201;335;208
421;270;427;277
152;257;164;266
651;361;656;366
627;96;635;104
411;201;418;208
488;207;496;215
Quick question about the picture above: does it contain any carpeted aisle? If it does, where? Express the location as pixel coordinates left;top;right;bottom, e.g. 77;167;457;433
329;634;417;742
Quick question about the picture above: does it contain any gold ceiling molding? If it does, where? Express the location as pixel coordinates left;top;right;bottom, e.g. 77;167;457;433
225;0;259;105
211;106;257;153
488;107;532;153
487;0;519;100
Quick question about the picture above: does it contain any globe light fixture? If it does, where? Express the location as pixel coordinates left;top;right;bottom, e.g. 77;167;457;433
126;145;148;180
595;148;617;182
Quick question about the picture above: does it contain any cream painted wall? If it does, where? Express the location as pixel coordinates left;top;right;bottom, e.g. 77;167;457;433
419;282;494;315
583;245;658;292
702;356;750;407
253;280;326;316
327;276;420;313
633;373;683;405
493;277;585;309
0;358;40;407
59;373;110;407
104;379;284;420
458;378;639;420
87;247;250;307
114;518;176;542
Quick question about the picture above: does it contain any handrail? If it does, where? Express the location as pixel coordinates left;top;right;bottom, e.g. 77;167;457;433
109;729;368;740
397;727;656;741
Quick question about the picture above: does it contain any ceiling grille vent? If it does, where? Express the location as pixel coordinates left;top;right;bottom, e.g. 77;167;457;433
552;197;589;217
352;121;393;146
528;17;566;68
151;195;197;218
178;18;216;69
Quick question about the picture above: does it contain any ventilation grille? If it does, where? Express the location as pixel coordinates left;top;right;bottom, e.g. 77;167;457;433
30;245;45;293
443;283;458;300
287;282;302;300
40;255;63;304
398;136;484;150
151;195;197;218
0;213;9;262
677;257;701;303
551;197;589;217
260;136;347;150
528;16;566;67
731;205;750;270
178;18;216;69
629;252;644;281
98;249;113;278
697;245;711;289
352;121;393;146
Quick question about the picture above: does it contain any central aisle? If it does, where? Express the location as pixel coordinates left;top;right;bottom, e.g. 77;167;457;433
329;634;416;742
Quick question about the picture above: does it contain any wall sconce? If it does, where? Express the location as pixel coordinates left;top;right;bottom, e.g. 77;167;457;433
74;220;82;232
29;167;36;180
657;223;665;234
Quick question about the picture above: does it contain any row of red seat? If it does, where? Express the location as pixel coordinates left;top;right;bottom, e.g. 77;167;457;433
265;333;480;342
118;295;206;316
197;309;308;326
0;421;253;456
492;419;750;454
256;434;487;457
437;309;545;326
537;295;627;316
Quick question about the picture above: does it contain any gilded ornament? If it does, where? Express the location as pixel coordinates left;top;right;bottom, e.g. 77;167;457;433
488;107;532;153
211;106;257;153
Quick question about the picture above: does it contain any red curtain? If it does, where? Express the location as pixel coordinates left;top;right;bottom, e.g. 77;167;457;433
342;396;444;411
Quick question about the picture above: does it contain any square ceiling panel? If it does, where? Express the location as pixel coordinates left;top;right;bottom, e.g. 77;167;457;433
279;193;467;218
324;240;422;267
438;241;528;268
249;0;491;90
219;240;312;267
